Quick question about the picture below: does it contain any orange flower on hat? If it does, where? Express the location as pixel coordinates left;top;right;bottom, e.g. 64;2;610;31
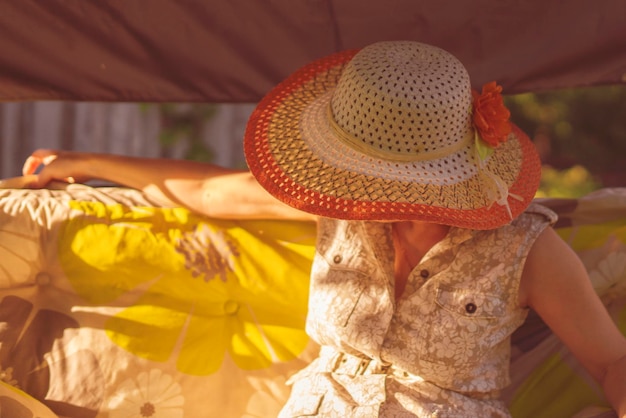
472;81;512;147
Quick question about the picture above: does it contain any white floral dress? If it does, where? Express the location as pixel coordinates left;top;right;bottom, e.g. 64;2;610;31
279;204;557;417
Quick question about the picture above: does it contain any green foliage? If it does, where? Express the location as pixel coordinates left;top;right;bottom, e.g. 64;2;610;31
505;85;626;189
536;165;601;198
156;104;218;162
145;84;626;198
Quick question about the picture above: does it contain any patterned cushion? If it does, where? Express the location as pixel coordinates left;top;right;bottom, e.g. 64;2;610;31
1;184;625;417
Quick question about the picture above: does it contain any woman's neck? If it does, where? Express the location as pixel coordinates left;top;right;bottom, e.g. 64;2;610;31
392;221;450;300
392;221;450;262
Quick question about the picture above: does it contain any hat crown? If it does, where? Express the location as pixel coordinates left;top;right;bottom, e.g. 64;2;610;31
330;41;473;161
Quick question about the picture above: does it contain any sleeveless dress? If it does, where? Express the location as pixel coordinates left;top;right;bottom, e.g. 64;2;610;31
279;203;557;418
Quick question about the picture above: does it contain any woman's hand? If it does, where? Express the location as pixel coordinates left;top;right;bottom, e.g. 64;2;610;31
22;149;94;187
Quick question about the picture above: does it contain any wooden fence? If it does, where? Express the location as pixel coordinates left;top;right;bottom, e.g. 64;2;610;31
0;102;254;179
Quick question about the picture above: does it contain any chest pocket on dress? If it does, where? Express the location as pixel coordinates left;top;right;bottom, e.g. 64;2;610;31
312;239;378;328
418;285;508;367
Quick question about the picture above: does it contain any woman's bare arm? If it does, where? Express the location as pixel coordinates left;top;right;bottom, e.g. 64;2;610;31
22;149;315;221
520;227;626;416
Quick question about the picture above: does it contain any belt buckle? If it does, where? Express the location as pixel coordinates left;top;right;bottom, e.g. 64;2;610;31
331;351;345;372
355;358;371;375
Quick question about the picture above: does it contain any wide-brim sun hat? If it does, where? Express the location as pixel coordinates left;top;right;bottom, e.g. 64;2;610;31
244;41;541;230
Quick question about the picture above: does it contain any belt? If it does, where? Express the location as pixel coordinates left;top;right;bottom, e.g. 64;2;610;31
315;346;411;378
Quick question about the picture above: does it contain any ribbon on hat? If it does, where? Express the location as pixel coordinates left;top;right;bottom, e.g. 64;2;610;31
472;82;523;219
326;102;473;162
475;148;524;219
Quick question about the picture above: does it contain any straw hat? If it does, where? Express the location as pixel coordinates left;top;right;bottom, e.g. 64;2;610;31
244;41;541;229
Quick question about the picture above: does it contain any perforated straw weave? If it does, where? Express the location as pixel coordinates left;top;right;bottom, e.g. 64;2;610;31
244;41;541;229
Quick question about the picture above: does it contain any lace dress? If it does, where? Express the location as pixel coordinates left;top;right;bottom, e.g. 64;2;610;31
279;204;557;417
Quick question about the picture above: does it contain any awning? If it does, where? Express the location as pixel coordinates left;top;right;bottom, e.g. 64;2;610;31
1;0;625;103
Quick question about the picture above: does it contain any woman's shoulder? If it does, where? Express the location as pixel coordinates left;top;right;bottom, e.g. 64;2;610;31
507;202;558;235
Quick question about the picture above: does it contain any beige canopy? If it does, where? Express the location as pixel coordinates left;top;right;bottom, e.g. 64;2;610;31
1;0;625;103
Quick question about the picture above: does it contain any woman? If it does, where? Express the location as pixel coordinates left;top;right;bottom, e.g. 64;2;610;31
23;41;626;416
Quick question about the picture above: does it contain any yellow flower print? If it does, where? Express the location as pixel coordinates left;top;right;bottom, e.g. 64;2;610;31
242;376;286;418
108;369;184;418
175;224;240;282
59;202;316;376
0;205;42;288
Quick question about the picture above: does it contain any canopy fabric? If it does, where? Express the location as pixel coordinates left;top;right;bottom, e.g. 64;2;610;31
1;0;625;103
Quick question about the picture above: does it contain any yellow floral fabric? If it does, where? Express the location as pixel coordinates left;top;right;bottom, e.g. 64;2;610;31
3;185;626;418
281;203;557;417
0;186;320;418
58;201;316;376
